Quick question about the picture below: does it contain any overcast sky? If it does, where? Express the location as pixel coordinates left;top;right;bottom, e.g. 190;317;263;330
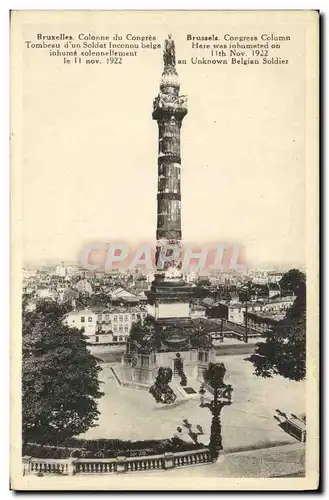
17;11;313;269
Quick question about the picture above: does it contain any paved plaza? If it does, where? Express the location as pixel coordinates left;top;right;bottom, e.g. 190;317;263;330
83;353;305;454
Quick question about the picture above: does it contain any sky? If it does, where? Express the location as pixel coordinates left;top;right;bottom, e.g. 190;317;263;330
15;11;314;269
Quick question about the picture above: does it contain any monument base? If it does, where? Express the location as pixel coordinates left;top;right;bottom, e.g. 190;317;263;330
119;347;216;393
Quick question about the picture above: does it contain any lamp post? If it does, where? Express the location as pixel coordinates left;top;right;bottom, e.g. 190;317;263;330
199;363;233;460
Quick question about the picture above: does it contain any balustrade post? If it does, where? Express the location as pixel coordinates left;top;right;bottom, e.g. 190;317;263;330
163;452;175;469
116;456;127;473
22;456;32;476
67;457;76;476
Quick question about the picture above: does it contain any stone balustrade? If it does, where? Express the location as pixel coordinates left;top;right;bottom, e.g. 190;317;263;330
23;448;212;476
23;456;72;476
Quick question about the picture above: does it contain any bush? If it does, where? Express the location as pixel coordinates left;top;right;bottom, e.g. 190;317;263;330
23;437;203;459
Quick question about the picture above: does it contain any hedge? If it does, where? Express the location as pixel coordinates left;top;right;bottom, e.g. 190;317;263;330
23;437;203;459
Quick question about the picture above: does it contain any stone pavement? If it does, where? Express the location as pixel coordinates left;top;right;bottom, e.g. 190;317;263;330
138;443;305;478
83;354;305;453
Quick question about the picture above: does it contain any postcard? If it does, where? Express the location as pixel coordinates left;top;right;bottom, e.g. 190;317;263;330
10;10;319;490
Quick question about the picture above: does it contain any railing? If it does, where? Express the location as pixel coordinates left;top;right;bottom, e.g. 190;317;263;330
173;449;212;467
22;448;212;476
75;458;118;474
110;366;122;386
23;457;70;476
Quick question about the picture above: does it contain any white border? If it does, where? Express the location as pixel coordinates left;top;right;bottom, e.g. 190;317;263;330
3;1;325;498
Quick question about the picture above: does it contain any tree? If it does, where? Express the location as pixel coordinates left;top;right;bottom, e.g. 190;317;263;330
279;268;306;296
250;269;306;381
22;300;104;445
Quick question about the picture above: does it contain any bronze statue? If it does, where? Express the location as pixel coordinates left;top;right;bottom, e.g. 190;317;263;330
163;34;176;67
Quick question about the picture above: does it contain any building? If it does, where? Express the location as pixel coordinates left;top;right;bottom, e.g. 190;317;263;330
35;288;58;300
22;282;37;295
215;295;296;325
55;262;67;277
110;287;140;305
262;296;295;313
75;279;93;296
63;310;97;336
190;305;207;319
60;288;80;308
227;301;263;324
137;291;148;304
245;310;285;334
268;272;284;283
65;265;82;277
23;268;37;279
95;306;147;341
267;282;281;298
63;306;147;346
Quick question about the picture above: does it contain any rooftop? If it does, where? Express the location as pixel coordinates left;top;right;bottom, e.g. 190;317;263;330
90;305;146;314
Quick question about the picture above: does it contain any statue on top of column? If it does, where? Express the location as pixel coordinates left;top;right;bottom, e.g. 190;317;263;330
163;34;176;67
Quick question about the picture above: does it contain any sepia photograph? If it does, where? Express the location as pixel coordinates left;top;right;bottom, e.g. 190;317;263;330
10;10;319;491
